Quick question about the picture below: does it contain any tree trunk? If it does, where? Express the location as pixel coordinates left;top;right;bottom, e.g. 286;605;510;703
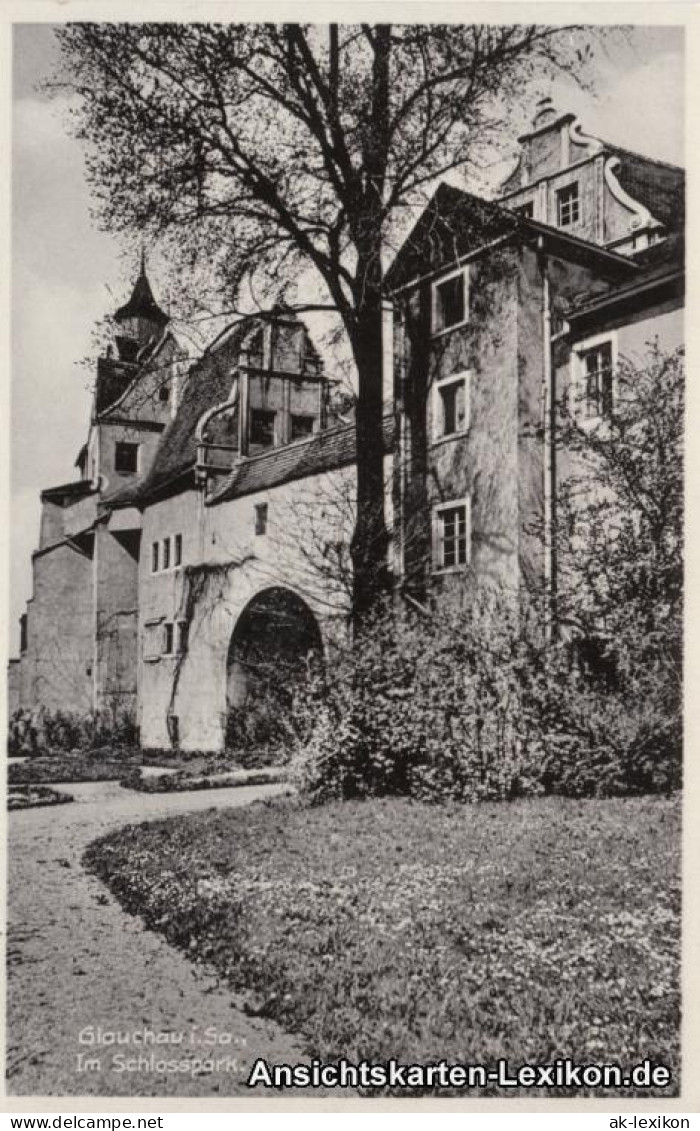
349;289;391;626
348;24;393;628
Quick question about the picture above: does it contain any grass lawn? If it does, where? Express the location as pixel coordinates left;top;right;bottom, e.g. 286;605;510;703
84;794;680;1097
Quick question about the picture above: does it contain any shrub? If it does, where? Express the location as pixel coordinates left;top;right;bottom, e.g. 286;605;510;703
292;593;544;804
290;591;681;804
7;705;138;758
120;766;286;793
8;783;74;810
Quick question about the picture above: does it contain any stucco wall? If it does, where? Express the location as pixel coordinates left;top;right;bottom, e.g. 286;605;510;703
19;542;94;713
137;458;375;751
8;659;21;716
515;245;546;595
94;522;140;717
400;246;529;602
97;421;165;499
38;499;65;550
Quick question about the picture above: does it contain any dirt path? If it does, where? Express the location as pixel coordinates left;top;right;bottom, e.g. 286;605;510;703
7;781;314;1097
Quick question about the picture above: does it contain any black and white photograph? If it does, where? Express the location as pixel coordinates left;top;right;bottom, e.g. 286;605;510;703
4;8;690;1113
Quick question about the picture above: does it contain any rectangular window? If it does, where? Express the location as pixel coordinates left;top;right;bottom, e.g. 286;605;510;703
557;183;580;227
435;500;470;570
114;441;139;474
582;341;614;419
177;621;189;654
515;201;534;219
162;537;171;571
250;409;276;449
163;622;174;655
151;541;159;573
291;414;315;440
174;534;182;567
432;268;468;335
434;372;469;440
255;503;268;536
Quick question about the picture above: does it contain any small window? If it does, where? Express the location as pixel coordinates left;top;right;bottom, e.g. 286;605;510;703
432;268;468;335
515;201;534;219
177;621;189;654
114;441;139;474
434;372;469;440
435;500;470;571
250;409;276;449
581;341;614;419
162;537;171;571
174;534;182;567
557;183;580;228
158;384;170;403
163;623;174;655
151;542;159;573
291;414;315;440
255;503;268;536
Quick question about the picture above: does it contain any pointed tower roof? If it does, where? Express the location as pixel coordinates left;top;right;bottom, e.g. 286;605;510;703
114;253;169;326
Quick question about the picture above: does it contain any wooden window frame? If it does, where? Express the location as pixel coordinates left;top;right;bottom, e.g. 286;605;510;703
571;332;618;425
432;497;471;573
557;182;581;228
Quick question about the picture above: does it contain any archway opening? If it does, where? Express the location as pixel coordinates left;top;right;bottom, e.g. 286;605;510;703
226;587;322;755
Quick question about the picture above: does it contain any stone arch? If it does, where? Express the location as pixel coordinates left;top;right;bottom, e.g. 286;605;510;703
226;587;323;727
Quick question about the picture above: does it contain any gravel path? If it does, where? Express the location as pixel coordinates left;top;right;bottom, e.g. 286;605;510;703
7;781;315;1097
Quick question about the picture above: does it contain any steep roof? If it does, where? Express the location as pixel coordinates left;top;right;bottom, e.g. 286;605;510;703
130;312;326;504
385;182;637;293
604;147;684;233
208;414;396;505
114;263;169;326
563;232;684;323
385;183;520;292
136;327;246;501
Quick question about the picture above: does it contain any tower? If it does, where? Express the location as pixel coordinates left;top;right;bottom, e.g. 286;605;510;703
113;252;169;362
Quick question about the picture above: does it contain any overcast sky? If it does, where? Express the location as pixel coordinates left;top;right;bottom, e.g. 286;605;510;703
9;22;686;640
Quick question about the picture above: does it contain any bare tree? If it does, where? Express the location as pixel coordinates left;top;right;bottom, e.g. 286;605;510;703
53;21;592;620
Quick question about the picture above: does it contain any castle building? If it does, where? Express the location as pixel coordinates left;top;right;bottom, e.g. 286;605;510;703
8;105;684;751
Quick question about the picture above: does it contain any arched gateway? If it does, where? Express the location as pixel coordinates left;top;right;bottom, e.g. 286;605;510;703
226;588;323;730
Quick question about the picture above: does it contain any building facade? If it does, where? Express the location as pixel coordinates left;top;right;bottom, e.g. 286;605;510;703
8;104;685;750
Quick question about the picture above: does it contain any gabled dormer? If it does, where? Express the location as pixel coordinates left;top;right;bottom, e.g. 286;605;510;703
497;98;684;255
